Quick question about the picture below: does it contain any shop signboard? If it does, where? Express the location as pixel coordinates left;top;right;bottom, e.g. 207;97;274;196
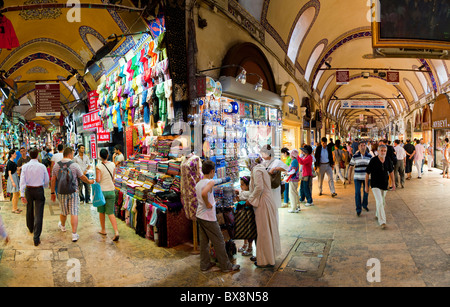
386;71;399;85
90;134;97;159
97;126;110;142
432;94;450;129
341;100;387;109
88;91;99;112
336;70;349;85
35;83;61;116
83;111;102;130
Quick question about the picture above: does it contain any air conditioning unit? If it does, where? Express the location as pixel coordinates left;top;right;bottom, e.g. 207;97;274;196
373;48;449;60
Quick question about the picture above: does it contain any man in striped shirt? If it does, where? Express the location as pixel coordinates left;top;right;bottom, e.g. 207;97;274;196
348;142;373;216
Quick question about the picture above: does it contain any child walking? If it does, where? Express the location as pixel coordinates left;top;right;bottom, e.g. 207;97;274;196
236;176;254;256
195;160;240;272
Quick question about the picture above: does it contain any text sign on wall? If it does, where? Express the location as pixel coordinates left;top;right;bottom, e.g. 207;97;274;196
88;91;99;112
97;126;111;142
35;83;61;116
83;111;102;130
336;71;349;85
90;134;97;159
341;100;387;109
386;71;399;85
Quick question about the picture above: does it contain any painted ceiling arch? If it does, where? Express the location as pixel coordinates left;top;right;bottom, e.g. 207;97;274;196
0;0;149;127
255;0;450;131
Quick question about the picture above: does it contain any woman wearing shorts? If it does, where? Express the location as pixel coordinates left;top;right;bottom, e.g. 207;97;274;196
96;149;120;241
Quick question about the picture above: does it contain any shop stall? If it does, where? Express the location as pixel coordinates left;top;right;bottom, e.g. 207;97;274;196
432;94;450;169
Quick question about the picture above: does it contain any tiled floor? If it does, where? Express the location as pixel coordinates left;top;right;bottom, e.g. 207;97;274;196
0;166;449;287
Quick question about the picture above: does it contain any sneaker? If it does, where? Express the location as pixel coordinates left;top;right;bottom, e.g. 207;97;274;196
305;203;314;207
222;264;240;272
72;233;79;242
58;222;66;232
288;209;299;213
331;193;337;197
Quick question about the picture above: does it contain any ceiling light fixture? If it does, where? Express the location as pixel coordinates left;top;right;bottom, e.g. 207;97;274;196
281;95;295;107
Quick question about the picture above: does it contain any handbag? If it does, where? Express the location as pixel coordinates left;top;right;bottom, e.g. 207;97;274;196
233;203;257;240
92;182;106;207
266;160;282;189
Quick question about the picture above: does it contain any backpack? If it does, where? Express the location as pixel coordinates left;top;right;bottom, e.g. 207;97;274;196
56;161;77;194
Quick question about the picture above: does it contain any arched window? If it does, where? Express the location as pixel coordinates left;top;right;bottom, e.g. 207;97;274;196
404;79;419;102
320;74;334;98
431;60;449;85
287;6;316;63
412;65;431;94
304;43;325;82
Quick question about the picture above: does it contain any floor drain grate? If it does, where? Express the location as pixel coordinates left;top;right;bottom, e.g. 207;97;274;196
278;237;332;278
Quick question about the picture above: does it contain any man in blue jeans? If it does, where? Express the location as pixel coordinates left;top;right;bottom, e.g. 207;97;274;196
348;142;372;216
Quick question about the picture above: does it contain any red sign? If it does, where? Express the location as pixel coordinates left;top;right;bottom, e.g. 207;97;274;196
35;83;61;116
386;71;399;84
90;134;97;159
336;71;349;85
97;126;110;142
126;126;134;159
83;111;102;130
88;91;99;112
196;76;206;97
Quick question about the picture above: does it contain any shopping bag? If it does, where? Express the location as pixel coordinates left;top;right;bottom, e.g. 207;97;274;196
233;205;257;240
92;182;106;207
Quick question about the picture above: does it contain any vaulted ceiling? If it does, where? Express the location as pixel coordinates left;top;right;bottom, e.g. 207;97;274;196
240;0;450;131
0;0;149;128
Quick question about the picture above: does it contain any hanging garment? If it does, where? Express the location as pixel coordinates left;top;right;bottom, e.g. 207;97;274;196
0;16;19;49
156;82;167;122
180;155;201;220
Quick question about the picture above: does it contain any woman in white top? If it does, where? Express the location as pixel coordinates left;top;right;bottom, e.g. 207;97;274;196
96;149;119;241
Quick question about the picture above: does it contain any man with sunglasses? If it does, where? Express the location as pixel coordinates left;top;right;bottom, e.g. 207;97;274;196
365;144;395;229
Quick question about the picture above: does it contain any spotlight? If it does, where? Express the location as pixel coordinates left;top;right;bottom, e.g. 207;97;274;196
255;79;263;92
235;68;247;84
325;61;331;69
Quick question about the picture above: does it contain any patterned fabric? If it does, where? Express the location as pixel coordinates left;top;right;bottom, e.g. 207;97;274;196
57;192;80;216
180;155;202;220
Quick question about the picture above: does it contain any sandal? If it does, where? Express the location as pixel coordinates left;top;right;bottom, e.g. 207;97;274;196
238;244;248;253
98;231;107;236
11;209;22;214
112;234;120;242
242;249;253;256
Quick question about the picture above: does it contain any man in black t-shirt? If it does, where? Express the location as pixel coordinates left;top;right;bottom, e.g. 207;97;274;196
403;139;415;179
365;145;395;229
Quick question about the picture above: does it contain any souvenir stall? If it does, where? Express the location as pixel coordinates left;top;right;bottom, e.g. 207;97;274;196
90;22;194;248
186;75;283;254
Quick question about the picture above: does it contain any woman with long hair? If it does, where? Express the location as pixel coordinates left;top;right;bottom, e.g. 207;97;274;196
6;149;21;214
95;149;120;241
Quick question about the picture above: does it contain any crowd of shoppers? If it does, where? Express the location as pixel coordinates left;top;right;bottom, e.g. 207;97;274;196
0;143;124;247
